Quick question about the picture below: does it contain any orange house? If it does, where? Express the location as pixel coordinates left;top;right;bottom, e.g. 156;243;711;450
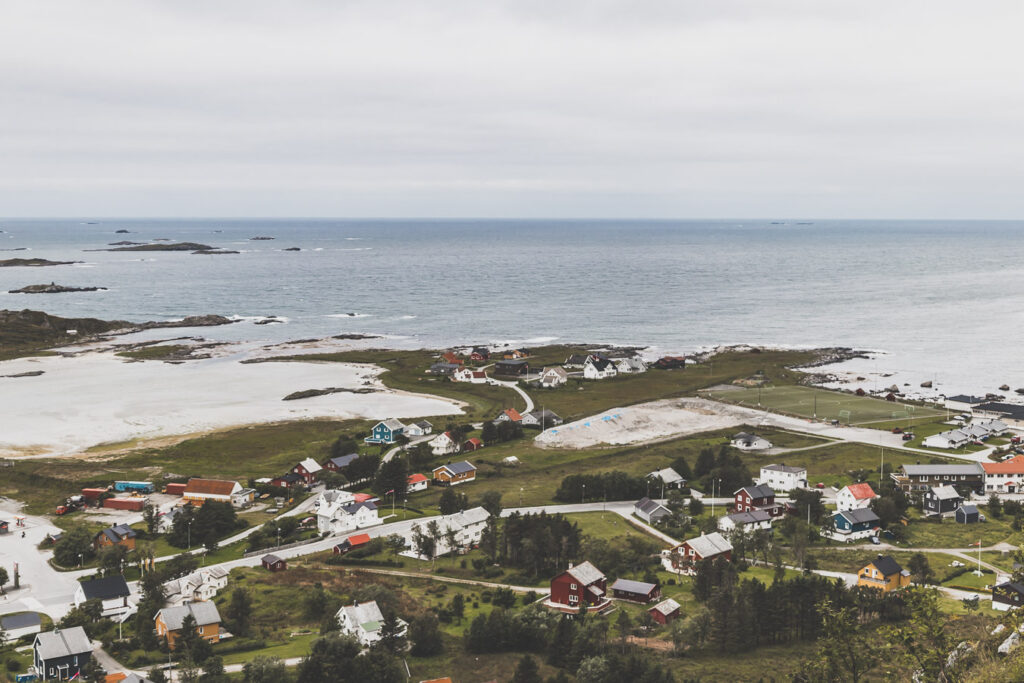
155;602;222;649
432;461;477;486
857;555;912;593
93;524;137;551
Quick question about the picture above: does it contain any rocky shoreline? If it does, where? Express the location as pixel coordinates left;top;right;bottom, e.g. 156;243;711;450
0;258;80;267
282;386;375;401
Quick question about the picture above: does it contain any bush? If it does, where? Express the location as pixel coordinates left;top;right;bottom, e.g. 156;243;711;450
7;659;21;672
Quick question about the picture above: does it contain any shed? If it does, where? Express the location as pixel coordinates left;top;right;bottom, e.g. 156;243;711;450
261;554;287;572
649;598;682;625
609;578;660;603
956;504;981;524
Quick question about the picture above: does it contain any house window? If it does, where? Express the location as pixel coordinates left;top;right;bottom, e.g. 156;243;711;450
921;476;928;482
568;595;578;604
570;583;577;590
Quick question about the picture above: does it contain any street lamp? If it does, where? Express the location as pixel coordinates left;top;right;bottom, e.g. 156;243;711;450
187;521;192;550
582;483;586;504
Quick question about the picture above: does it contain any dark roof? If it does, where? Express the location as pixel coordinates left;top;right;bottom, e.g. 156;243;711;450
78;576;130;601
441;461;477;475
565;354;589;364
958;504;979;515
274;472;303;484
262;553;285;564
495;359;528;367
901;463;984;476
975;402;1024;420
737;484;775;499
1;612;41;630
610;578;658;594
947;395;987;404
99;524;137;544
836;508;880;525
327;453;359;468
341;501;377;514
635;497;670;516
587;356;613;371
995;581;1024;596
869;555;904;577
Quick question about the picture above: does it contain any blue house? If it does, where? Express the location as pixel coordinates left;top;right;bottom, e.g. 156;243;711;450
33;627;92;680
833;508;880;535
365;419;406;445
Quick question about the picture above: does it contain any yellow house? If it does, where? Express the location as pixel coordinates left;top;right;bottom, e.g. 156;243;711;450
857;555;912;592
154;602;222;649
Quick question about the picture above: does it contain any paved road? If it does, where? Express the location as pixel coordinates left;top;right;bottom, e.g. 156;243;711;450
382;434;434;464
488;377;534;413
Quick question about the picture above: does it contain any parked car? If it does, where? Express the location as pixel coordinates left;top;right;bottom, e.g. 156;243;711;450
870;536;881;545
892;427;903;434
902;433;914;441
816;482;826;489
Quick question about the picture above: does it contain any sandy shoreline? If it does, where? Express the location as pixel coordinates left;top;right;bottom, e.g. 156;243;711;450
0;336;462;458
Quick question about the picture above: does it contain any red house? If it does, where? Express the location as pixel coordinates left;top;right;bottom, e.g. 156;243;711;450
649;598;681;625
734;484;785;517
333;533;372;555
441;352;464;365
261;553;287;572
663;532;733;575
463;438;484;452
548;561;610;613
470;347;490;362
610;578;660;603
289;458;322;486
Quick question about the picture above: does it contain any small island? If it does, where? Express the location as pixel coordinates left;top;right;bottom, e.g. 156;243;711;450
250;236;275;240
107;242;214;252
9;283;107;294
192;249;240;255
0;258;80;267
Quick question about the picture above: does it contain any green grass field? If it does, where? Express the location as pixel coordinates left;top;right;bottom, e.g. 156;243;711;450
705;384;947;426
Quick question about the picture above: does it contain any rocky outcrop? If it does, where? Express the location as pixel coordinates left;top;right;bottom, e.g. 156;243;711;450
134;315;237;330
250;236;275;240
115;229;130;233
283;387;374;401
283;247;301;251
0;258;80;267
9;283;107;294
106;242;214;252
1;370;44;378
192;249;239;255
108;241;145;246
332;333;381;340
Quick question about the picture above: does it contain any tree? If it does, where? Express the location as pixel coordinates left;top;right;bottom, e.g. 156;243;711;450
412;525;437;564
226;588;253;637
375;612;407;655
142;503;159;534
54;526;95;567
694;447;716;478
989;493;1003;519
511;655;543;683
962;594;980;613
482;421;499;446
243;656;289;683
0;567;8;594
176;613;213;664
885;588;961;682
615;609;632;647
688;497;704;517
374;457;409;499
98;543;129;577
576;656;611;683
907;553;935;585
330;434;359;459
790;489;827;525
201;655;228;683
409;614;443;656
439;488;466;515
481;490;503;517
449;593;465;623
444;526;460;562
803;600;880;683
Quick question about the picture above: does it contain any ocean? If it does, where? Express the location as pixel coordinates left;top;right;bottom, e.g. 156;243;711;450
1;218;1022;399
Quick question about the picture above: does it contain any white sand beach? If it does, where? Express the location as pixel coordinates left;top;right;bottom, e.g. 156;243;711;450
0;345;461;457
534;397;748;449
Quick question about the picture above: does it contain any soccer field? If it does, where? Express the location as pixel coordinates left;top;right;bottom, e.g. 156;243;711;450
704;385;946;425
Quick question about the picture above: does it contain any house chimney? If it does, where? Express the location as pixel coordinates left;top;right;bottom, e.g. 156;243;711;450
568;562;574;569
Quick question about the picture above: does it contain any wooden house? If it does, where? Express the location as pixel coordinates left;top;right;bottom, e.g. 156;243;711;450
609;578;660;603
649;598;681;625
322;453;359;473
857;555;911;593
33;627;92;681
462;438;484;452
653;356;686;370
548;561;610;612
93;523;137;551
432;461;477;486
993;581;1024;611
924;485;962;517
155;602;222;649
494;360;529;376
469;347;490;362
956;504;982;524
261;554;287;572
364;419;405;445
662;532;733;575
733;485;785;517
289;457;322;486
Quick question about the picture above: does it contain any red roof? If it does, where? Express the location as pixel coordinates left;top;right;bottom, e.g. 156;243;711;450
408;473;428;484
347;533;371;547
983;455;1024;474
504;408;523;422
467;438;483;446
844;483;876;500
184;478;238;496
352;493;375;503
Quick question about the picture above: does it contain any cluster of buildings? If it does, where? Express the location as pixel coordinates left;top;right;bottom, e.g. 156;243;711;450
892;458;1024;498
545;560;680;626
923;418;1008;450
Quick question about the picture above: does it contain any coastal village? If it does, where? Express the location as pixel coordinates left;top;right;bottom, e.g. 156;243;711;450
3;337;1024;682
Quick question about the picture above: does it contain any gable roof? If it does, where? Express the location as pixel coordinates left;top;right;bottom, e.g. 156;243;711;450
337;600;385;633
995;581;1024;597
565;560;605;585
836;508;880;525
725;509;772;525
156;602;222;631
185;478;240;496
737;484;775;499
959;504;979;515
650;598;681;616
379;418;405;431
341;501;377;515
867;555;904;577
902;463;984;476
408;473;428;484
586;356;614;371
947;394;986;404
346;533;372;547
262;553;285;565
296;457;322;474
635;497;670;516
610;578;657;595
437;461;476;476
79;576;131;601
648;467;685;484
99;524;137;544
34;627;92;660
327;453;359;469
843;483;876;500
502;408;523;422
930;485;961;500
984;455;1024;474
683;532;733;557
526;409;562;423
762;463;806;474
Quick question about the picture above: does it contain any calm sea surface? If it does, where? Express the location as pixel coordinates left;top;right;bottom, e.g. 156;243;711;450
1;218;1021;395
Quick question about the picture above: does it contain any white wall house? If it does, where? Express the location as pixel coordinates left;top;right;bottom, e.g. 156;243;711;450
923;429;971;449
718;510;773;533
336;601;407;647
983;456;1024;493
731;432;773;451
452;368;487;384
164;567;229;606
835;483;877;512
73;577;133;619
758;464;808;492
317;500;380;535
582;356;617;380
540;367;568;388
404;507;490;559
614;358;647;374
404;420;434;437
429;431;460;456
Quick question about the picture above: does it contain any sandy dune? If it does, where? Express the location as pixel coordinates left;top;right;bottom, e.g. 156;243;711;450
534;397;749;449
0;347;461;457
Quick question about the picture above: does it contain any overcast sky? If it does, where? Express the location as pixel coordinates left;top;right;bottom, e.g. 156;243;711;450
2;1;1024;218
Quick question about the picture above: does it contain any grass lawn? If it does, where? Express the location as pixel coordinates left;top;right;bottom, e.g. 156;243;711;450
705;384;946;426
901;508;1019;549
566;511;672;549
941;568;998;593
734;440;924;489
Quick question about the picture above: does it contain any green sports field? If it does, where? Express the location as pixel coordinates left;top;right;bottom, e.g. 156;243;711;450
703;384;946;425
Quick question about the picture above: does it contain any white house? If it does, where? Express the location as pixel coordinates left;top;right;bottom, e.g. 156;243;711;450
157;507;182;534
923;429;971;450
521;409;563;429
164;566;229;606
582;356;617;380
540;367;568;388
405;507;490;558
634;497;672;524
452;368;488;384
74;576;133;618
429;431;460;456
758;464;808;492
313;488;357;512
336;600;407;647
730;432;773;451
836;483;877;512
718;509;773;533
404;420;434;438
647;467;686;489
614;357;647;374
983;455;1024;494
407;473;430;492
317;499;380;535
